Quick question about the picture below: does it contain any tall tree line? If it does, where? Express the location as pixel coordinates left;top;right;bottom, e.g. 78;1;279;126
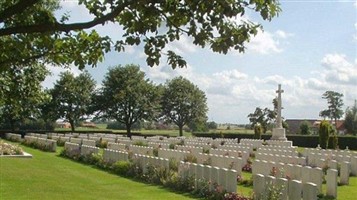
0;64;208;137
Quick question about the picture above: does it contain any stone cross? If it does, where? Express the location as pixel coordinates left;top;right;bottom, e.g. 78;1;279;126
276;84;284;128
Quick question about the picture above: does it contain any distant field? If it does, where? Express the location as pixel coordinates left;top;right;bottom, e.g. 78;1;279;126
54;123;261;137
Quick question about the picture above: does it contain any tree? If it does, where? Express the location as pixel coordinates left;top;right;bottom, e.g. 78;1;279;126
254;124;262;139
50;71;96;131
319;120;330;149
207;121;218;130
0;63;49;130
299;121;311;135
344;100;357;135
247;107;275;133
0;0;280;71
161;76;208;136
95;64;160;137
320;91;344;127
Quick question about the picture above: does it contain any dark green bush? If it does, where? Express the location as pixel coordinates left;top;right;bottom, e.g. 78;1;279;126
113;161;131;176
132;141;148;147
319;121;330;149
254;124;262;139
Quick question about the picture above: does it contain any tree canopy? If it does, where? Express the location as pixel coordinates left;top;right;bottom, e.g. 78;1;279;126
319;91;344;126
50;71;96;131
94;64;160;137
0;63;49;130
0;0;281;70
247;106;276;133
344;100;357;135
161;76;208;136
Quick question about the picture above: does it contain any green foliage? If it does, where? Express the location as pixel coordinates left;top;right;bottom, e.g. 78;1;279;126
299;121;311;135
98;139;108;148
94;64;160;137
320;91;344;125
168;158;178;171
254;124;262;139
344;100;357;135
207;121;218;130
50;71;96;131
0;64;49;131
183;154;197;163
132;141;148;147
22;140;56;152
169;143;175;149
330;127;339;149
319;120;331;149
106;121;141;130
153;148;159;157
247;107;276;133
161;76;208;136
112;161;131;176
1;0;280;71
0;118;55;131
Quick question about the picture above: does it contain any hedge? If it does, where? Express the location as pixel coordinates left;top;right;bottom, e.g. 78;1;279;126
192;132;357;150
0;130;170;139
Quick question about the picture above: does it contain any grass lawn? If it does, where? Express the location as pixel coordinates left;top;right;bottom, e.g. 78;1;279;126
0;142;196;200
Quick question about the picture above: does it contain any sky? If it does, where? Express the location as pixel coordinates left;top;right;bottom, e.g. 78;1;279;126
44;0;357;124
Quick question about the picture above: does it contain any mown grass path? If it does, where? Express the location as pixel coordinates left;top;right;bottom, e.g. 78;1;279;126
0;142;196;200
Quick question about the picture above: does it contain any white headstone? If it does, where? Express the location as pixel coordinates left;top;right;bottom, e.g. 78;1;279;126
289;180;302;200
326;169;338;198
303;182;317;200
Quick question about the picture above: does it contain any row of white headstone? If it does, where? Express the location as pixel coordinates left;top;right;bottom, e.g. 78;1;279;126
253;174;320;200
254;168;339;199
178;161;238;193
5;133;22;142
255;152;306;166
24;135;57;151
257;147;298;157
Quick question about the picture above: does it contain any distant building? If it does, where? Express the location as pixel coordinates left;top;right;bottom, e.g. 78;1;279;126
56;122;71;129
285;119;346;135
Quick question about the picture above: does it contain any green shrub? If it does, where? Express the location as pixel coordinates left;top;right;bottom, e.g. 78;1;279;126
113;161;131;176
133;141;148;147
254;124;262;139
57;139;66;147
300;121;311;135
319;120;330;149
169;158;178;171
330;126;339;149
153;148;158;157
169;143;175;149
98;139;108;148
183;154;197;163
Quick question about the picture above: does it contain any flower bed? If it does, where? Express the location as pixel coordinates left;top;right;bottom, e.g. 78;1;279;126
0;141;24;155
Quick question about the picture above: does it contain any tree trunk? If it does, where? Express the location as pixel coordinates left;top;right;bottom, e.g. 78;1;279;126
126;123;132;138
69;119;75;132
10;119;15;132
179;125;183;136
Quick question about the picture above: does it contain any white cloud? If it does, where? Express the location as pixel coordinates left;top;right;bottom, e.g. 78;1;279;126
42;65;82;89
275;30;294;39
165;35;197;55
321;54;357;85
140;52;357;123
246;30;283;54
353;22;357;41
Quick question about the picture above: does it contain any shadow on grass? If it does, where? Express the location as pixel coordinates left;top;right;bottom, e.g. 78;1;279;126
56;154;202;199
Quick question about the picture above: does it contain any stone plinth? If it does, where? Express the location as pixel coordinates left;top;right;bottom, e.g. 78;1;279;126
271;128;287;141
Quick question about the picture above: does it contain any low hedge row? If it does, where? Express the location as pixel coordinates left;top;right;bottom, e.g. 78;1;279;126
0;130;170;138
193;132;357;150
